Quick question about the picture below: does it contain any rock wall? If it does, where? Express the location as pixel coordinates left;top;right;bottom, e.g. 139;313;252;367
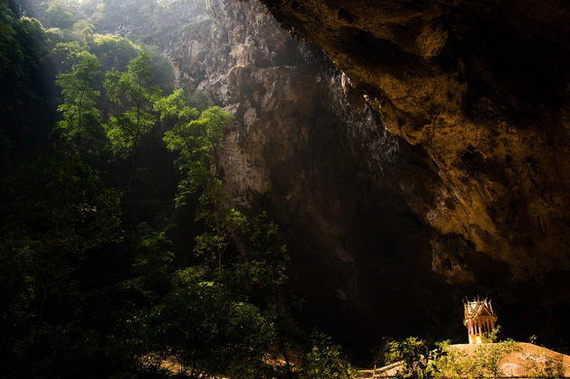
128;0;569;353
260;0;570;276
256;0;570;348
154;0;452;348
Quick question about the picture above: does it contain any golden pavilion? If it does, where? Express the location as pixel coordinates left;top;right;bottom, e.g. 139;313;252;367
463;298;498;344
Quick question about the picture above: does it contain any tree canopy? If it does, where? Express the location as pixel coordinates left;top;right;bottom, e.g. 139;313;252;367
0;1;357;377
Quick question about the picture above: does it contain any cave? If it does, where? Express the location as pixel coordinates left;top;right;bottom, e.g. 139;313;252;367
1;0;569;376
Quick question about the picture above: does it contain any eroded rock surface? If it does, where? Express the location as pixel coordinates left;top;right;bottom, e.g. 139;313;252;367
260;0;570;277
257;0;570;346
109;0;570;354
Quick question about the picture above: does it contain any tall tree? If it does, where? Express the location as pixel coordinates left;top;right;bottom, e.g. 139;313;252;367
162;102;236;275
104;51;162;157
56;48;107;156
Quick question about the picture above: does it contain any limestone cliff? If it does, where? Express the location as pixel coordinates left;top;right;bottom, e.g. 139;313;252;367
112;0;569;352
255;0;570;347
260;0;570;275
147;0;453;347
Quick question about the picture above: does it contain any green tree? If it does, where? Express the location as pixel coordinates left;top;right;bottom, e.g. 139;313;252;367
154;88;199;128
384;337;439;379
104;51;162;156
56;48;107;155
158;89;303;378
162;104;232;206
162;103;235;279
233;212;293;373
0;149;125;376
129;223;175;302
143;267;276;378
72;19;95;41
90;34;140;72
0;3;317;377
300;331;357;379
234;213;289;296
0;8;54;156
44;1;78;29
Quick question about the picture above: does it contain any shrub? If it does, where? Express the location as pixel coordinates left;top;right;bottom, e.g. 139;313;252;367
434;339;520;379
300;331;357;379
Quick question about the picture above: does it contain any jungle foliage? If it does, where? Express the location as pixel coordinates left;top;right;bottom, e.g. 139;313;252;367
0;0;355;377
380;332;565;379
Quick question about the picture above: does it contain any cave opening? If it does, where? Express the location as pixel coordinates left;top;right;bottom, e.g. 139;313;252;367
1;0;569;376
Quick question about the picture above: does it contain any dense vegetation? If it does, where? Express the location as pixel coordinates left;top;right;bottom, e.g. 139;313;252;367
6;1;565;378
380;332;565;379
0;0;358;377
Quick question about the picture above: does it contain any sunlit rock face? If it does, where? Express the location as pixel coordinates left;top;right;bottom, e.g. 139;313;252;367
151;0;452;347
256;0;570;343
154;0;569;353
259;0;570;276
